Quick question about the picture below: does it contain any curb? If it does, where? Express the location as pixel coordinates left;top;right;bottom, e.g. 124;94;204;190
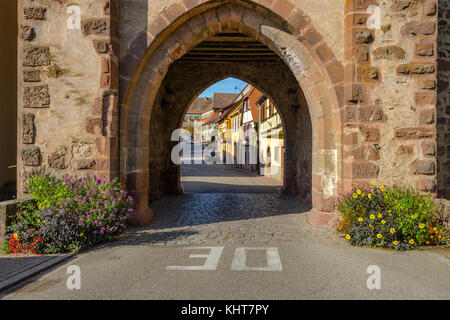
0;254;74;293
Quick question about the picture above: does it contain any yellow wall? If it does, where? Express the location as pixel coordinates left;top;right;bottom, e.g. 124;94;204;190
0;1;17;194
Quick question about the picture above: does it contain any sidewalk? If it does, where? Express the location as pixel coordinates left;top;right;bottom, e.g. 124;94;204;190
0;253;73;292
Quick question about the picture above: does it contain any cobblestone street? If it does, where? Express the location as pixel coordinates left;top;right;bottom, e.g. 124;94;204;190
121;193;341;247
119;164;339;247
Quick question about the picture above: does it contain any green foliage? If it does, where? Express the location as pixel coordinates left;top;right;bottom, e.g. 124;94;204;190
6;173;134;254
0;239;12;254
24;174;70;210
337;183;449;250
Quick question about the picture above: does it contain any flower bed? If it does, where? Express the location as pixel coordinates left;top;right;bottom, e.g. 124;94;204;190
4;173;134;254
337;183;449;250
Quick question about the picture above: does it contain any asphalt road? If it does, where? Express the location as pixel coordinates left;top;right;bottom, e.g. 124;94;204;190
181;164;282;193
1;165;449;300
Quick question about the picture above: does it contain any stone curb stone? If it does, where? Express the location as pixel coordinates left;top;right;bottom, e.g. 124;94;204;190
0;254;73;293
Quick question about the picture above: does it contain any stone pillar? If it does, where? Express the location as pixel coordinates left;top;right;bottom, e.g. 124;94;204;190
343;0;383;192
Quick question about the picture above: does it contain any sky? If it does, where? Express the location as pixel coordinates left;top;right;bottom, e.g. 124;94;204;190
198;77;248;98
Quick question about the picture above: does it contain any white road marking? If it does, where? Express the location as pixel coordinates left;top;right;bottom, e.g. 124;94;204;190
166;247;224;270
231;247;282;271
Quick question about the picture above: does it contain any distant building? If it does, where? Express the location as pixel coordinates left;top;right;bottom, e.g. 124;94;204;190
198;92;239;144
256;93;284;181
202;111;220;144
241;85;260;172
211;93;239;111
183;93;239;144
182;97;213;131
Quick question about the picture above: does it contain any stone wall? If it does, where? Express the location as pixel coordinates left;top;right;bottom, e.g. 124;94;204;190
17;0;119;196
437;0;450;199
344;0;440;197
0;1;18;199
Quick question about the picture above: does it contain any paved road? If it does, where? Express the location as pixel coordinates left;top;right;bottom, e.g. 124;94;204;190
181;164;282;193
1;166;449;299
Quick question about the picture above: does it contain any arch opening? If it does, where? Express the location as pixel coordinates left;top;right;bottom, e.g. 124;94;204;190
178;77;292;195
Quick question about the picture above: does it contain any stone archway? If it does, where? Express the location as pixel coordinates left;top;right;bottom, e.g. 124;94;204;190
120;0;344;226
149;61;309;202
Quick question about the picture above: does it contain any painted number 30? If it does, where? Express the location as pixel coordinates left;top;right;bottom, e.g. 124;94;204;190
67;5;81;30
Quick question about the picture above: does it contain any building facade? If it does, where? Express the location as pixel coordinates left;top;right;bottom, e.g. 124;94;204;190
257;95;284;182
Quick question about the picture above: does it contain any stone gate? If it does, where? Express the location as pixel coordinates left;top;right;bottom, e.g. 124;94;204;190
14;0;449;226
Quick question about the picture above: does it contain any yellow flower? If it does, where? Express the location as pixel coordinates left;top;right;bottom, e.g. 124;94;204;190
380;185;385;191
370;214;375;219
393;241;399;246
37;219;40;223
418;223;425;229
381;220;386;224
433;227;437;232
13;233;18;240
354;182;358;187
409;239;415;245
368;193;372;199
411;215;416;220
358;217;363;222
361;193;365;197
80;233;84;237
352;193;357;199
357;189;361;195
377;213;382;218
369;224;373;229
377;234;383;239
345;234;351;240
390;228;396;234
371;181;376;186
